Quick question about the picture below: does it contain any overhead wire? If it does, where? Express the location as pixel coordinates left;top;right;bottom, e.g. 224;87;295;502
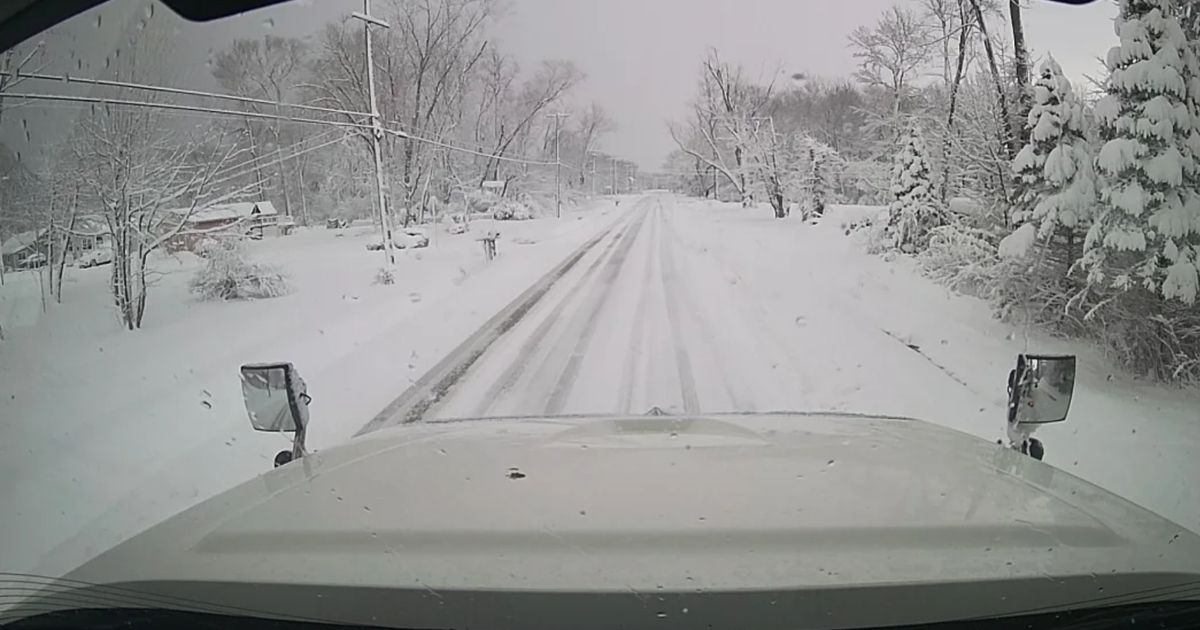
15;72;592;169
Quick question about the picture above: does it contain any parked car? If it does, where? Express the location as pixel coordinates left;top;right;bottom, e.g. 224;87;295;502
399;227;429;248
76;248;113;269
365;228;430;252
17;252;46;269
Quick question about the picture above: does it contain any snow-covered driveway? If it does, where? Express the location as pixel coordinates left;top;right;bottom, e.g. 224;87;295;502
432;193;1200;536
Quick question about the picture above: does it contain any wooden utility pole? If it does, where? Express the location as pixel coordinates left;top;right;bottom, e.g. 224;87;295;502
548;113;568;218
352;0;396;275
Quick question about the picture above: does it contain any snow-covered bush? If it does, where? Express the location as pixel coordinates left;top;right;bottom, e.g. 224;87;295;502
883;127;946;253
465;190;498;214
189;237;292;301
373;266;395;286
492;199;534;221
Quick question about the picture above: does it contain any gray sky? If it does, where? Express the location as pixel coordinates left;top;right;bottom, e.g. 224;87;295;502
4;0;1118;171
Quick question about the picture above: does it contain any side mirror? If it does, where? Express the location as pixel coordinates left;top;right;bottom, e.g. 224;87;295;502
1008;354;1076;425
240;362;311;465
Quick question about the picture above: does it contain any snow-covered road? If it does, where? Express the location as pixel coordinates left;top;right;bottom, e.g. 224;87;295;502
435;194;1008;420
430;193;1200;537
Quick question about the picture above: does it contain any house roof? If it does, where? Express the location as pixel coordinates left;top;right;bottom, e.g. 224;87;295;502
72;215;110;236
178;201;279;225
1;228;45;255
186;207;243;223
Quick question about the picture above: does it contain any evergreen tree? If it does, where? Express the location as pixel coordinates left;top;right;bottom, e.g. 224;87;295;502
1087;0;1200;304
1011;56;1095;274
885;126;943;252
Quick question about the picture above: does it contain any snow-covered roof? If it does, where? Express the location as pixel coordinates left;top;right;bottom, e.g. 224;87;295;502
185;207;243;223
72;215;110;236
179;201;279;224
1;228;45;255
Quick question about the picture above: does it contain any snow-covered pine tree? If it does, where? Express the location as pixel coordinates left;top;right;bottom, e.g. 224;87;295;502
1011;56;1095;267
1087;0;1200;305
885;126;944;252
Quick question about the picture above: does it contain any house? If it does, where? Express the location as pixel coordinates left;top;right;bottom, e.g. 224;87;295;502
480;180;506;196
68;215;112;256
165;201;280;252
1;228;48;269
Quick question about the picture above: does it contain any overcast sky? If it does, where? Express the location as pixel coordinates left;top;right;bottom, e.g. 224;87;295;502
4;0;1119;170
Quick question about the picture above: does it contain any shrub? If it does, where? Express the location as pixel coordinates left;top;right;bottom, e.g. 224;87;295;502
189;238;293;301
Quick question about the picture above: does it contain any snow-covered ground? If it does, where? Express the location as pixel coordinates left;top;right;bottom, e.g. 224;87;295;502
0;200;625;577
435;194;1200;536
2;192;1197;582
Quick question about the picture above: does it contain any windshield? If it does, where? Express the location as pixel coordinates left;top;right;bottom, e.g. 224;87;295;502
0;0;1198;626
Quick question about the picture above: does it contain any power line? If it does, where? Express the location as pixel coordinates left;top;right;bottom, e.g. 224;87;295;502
4;91;380;133
8;89;609;172
16;70;371;122
15;70;610;170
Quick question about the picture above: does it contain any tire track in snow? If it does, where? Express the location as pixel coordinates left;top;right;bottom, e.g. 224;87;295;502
656;202;702;414
469;216;635;417
356;208;631;433
616;211;657;415
657;200;747;411
542;205;652;415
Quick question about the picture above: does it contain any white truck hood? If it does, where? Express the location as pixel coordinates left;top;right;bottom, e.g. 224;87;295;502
10;413;1200;629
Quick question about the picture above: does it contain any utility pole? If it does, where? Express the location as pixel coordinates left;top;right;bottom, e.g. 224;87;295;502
547;113;568;218
611;159;617;196
353;0;395;278
589;152;597;197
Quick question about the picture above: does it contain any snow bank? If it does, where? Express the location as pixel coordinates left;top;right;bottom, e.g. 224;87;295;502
668;197;1200;536
821;204;887;233
997;223;1037;260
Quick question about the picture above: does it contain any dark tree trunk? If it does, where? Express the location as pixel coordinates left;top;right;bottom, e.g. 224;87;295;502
968;0;1019;162
941;4;973;201
1009;0;1032;147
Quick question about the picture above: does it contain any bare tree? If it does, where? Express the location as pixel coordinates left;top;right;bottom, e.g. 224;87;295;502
669;48;776;204
388;0;492;222
212;35;309;217
473;57;582;182
966;0;1018;162
848;5;934;116
74;100;245;329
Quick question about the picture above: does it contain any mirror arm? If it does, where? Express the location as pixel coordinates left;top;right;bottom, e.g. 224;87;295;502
283;367;308;459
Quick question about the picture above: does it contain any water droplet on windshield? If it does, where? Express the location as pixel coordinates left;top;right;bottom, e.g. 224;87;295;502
437;448;447;455
655;612;667;619
826;459;835;466
363;506;371;512
264;18;276;30
95;14;102;28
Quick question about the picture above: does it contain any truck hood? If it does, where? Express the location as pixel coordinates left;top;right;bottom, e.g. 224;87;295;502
10;413;1200;629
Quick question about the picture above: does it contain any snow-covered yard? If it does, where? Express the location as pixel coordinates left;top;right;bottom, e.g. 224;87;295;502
0;200;624;577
